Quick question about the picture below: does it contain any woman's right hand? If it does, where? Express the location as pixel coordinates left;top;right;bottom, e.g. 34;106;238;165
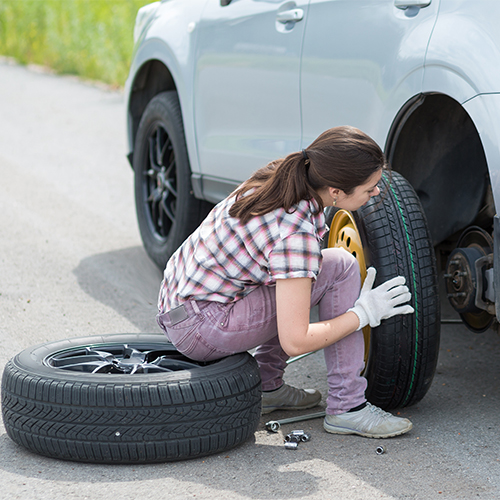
348;267;414;329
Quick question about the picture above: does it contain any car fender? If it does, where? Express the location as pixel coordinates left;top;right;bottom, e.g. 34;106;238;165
422;65;478;105
424;0;500;98
376;67;426;150
125;39;183;150
125;0;210;174
463;93;500;212
421;67;500;212
421;0;500;207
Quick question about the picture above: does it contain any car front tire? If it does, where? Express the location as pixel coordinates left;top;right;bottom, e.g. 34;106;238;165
133;91;211;269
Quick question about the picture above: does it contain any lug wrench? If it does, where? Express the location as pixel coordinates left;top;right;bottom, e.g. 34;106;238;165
265;411;326;432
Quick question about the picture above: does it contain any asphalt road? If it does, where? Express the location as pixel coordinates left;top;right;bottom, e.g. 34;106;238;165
1;59;500;500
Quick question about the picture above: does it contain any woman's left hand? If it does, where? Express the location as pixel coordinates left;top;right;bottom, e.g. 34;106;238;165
348;267;414;329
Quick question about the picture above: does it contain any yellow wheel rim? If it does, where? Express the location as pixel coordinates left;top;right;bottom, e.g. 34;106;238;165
328;210;371;365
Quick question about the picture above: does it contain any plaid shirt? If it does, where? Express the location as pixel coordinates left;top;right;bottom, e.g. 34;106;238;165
158;195;327;313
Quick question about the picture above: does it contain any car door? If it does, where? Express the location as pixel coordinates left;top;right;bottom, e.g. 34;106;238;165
300;0;439;148
194;0;309;198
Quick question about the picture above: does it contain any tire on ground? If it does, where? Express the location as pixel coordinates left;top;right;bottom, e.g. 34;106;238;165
133;91;212;270
1;334;262;464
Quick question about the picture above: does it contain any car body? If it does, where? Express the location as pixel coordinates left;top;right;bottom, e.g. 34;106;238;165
125;0;500;407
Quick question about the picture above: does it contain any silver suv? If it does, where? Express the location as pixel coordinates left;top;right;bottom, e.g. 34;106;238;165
125;0;500;409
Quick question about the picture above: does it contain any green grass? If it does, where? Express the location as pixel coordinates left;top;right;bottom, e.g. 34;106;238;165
0;0;153;87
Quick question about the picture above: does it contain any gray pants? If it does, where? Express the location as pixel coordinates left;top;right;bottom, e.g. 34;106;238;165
157;247;367;414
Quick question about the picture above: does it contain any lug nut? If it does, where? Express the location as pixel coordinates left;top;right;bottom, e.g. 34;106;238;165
284;430;311;449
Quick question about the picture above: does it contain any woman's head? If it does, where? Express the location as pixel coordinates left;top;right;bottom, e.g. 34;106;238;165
229;126;387;223
303;126;386;196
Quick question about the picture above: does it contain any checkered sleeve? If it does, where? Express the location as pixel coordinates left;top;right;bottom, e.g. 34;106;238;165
268;232;322;281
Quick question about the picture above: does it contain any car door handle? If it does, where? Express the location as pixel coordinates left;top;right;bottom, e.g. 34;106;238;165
276;8;304;24
394;0;431;9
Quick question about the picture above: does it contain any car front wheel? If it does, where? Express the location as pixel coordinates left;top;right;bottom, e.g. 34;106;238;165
133;91;211;269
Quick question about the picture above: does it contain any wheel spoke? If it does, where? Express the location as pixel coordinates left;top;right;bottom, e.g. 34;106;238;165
164;179;177;198
160;135;172;161
148;136;162;172
151;193;168;234
155;128;164;167
53;359;114;373
46;343;208;375
153;357;201;371
148;191;161;230
161;192;176;224
165;157;175;177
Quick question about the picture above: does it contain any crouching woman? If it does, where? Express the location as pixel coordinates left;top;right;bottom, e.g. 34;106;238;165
157;126;414;438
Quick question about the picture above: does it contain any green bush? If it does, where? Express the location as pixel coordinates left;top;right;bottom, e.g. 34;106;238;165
0;0;152;87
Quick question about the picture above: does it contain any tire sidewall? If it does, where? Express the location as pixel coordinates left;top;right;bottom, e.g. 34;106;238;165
356;171;440;408
7;333;251;387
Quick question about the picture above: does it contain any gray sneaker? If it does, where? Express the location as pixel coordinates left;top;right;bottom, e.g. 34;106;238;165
323;402;412;438
261;384;322;415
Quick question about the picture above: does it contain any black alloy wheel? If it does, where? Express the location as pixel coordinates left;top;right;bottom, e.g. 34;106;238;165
133;91;212;269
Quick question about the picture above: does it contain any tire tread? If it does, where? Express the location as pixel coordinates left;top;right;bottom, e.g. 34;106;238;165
2;336;261;463
359;172;440;409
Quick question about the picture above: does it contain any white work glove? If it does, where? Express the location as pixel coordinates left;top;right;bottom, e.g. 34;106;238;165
348;267;415;329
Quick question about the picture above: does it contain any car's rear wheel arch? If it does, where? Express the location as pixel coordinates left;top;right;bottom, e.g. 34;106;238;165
386;93;492;246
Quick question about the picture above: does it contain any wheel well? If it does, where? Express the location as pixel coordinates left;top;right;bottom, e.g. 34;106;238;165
128;60;176;153
386;93;493;248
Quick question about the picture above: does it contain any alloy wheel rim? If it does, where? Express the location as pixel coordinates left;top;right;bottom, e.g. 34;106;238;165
143;123;177;241
44;342;206;374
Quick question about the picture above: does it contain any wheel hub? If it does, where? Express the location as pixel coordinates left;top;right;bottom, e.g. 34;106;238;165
444;226;494;332
445;247;483;314
156;168;166;190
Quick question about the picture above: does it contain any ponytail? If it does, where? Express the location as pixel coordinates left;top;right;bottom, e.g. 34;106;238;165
229;126;386;223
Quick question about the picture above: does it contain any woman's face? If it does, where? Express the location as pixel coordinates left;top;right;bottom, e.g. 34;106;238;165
333;169;382;211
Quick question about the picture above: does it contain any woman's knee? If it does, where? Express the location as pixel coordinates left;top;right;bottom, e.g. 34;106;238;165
321;247;360;284
311;248;361;306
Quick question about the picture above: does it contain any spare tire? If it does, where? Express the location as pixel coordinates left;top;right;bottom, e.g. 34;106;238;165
1;334;261;464
326;171;440;409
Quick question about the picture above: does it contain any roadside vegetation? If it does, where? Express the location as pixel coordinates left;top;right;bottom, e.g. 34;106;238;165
0;0;152;87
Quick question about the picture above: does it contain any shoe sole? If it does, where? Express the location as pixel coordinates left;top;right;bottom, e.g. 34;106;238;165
323;421;413;439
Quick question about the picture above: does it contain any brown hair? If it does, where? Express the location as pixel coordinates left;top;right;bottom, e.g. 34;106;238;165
229;126;387;223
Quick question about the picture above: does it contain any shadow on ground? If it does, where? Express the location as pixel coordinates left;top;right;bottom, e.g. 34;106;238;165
73;246;163;333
